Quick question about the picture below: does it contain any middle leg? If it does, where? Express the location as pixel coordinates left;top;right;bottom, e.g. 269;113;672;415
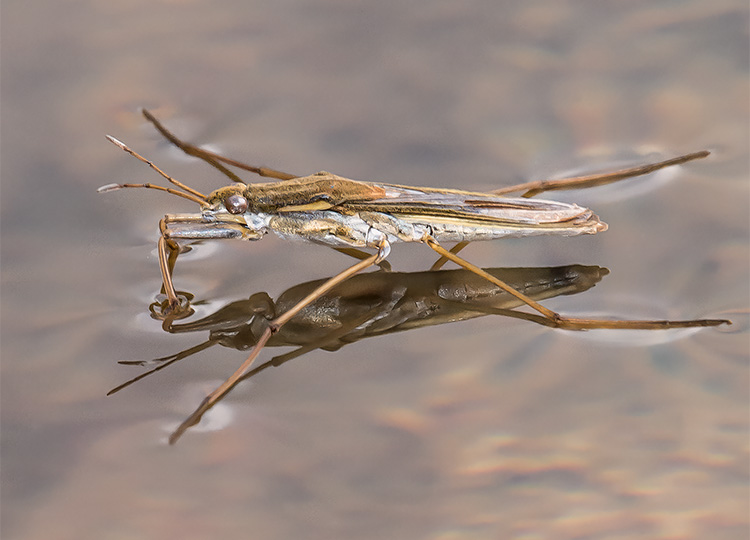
168;239;391;444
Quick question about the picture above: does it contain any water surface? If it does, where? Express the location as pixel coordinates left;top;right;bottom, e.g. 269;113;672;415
2;1;748;539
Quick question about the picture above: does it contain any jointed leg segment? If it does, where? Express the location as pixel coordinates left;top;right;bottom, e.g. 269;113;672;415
142;109;298;182
423;235;729;331
430;151;712;269
157;217;184;310
168;240;390;444
491;151;710;198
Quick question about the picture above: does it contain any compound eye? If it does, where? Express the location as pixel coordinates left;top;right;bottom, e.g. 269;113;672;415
225;194;248;214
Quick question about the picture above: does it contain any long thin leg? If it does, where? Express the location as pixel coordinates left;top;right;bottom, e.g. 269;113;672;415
142;109;299;182
430;151;711;269
334;247;392;271
158;217;181;309
225;304;390;388
423;235;730;331
430;241;470;271
228;305;375;388
168;241;390;444
260;304;390;364
492;151;709;198
107;340;216;395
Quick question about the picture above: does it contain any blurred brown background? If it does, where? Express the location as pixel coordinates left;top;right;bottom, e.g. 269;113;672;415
2;1;748;539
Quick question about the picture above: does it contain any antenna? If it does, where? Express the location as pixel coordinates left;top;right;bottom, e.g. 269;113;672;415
100;135;208;206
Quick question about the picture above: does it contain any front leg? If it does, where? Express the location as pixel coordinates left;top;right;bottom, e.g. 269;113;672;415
155;213;264;316
157;216;183;311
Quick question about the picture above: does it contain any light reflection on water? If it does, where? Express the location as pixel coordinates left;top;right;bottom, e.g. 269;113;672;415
2;1;748;539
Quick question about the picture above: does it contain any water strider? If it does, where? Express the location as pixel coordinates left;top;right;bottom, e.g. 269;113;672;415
101;109;730;443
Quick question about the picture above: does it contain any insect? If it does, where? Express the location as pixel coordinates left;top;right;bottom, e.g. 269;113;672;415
101;109;730;443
